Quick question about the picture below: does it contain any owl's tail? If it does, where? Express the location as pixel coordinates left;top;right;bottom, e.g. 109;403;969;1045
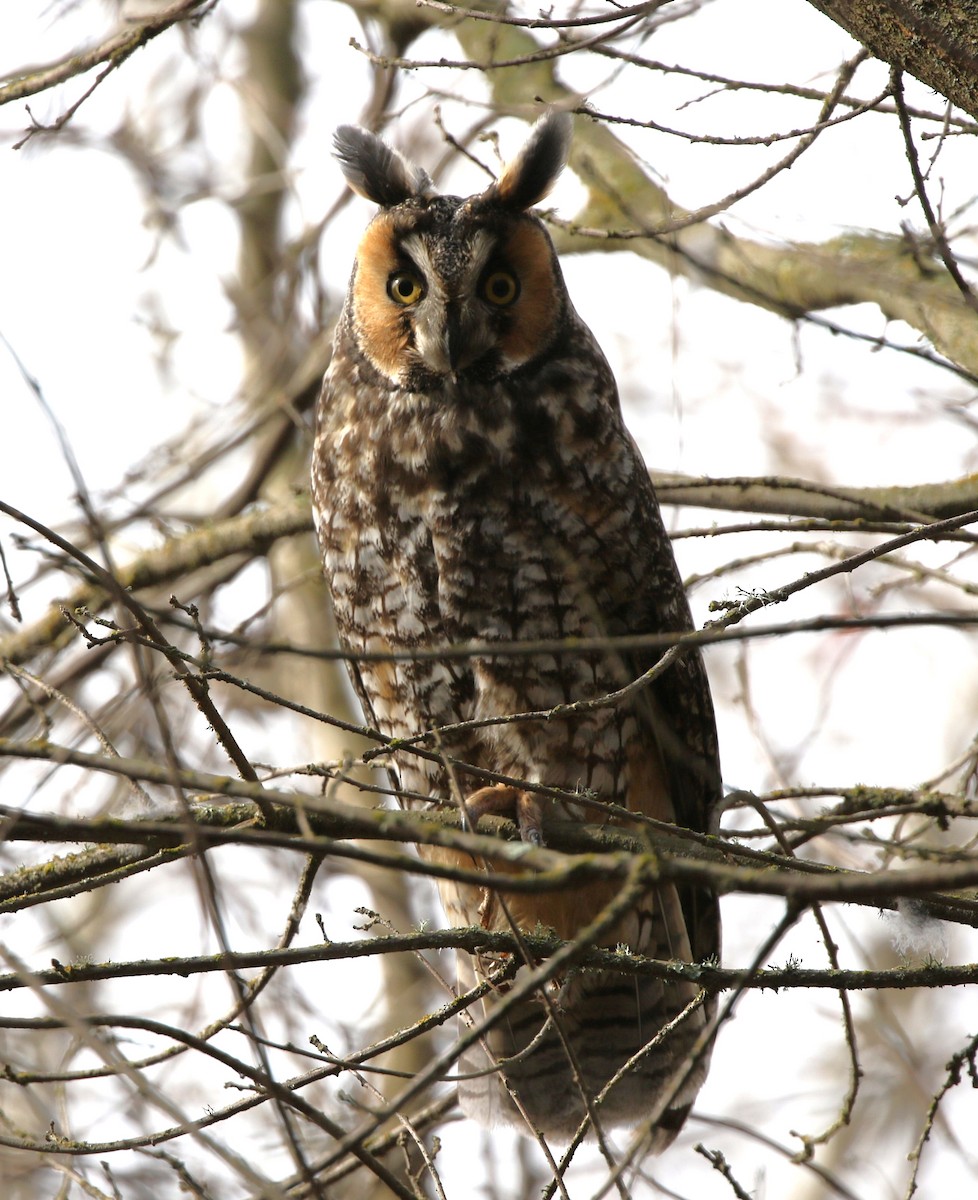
452;883;713;1146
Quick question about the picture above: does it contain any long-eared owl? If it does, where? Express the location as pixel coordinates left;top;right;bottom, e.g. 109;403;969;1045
312;112;721;1146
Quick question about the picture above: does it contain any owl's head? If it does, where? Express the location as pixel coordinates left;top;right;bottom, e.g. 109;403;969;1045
333;112;573;390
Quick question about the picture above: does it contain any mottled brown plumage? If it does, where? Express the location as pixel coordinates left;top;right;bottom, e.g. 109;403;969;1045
312;113;721;1145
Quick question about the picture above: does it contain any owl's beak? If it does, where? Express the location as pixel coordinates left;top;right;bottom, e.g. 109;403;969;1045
444;301;464;375
414;298;481;379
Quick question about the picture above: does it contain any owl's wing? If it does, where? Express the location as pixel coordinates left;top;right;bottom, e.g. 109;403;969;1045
619;498;722;967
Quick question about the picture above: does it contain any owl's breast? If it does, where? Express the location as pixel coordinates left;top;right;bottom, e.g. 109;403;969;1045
312;348;679;805
316;463;471;744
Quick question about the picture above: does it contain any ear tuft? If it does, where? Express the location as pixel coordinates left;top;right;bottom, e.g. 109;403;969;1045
485;111;572;211
332;126;432;207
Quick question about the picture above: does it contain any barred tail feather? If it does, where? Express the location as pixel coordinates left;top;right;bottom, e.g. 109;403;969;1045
453;882;713;1145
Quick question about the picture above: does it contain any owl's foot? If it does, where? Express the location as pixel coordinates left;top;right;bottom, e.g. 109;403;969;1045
463;784;544;846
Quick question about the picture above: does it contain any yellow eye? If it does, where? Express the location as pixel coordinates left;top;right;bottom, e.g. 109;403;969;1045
481;269;519;306
388;271;425;305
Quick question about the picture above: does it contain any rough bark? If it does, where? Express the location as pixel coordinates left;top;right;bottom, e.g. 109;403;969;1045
805;0;978;120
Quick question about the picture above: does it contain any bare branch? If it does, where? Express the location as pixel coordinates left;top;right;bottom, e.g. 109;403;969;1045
804;0;978;121
0;0;216;110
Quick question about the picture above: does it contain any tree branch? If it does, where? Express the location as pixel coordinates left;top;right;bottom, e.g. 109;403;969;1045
0;928;973;998
803;0;978;121
2;776;978;925
5;474;978;669
443;7;978;374
0;0;215;109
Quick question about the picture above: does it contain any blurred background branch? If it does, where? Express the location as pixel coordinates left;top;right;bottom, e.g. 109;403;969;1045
3;1;978;1197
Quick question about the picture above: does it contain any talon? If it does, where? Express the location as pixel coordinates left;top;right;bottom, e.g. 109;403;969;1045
460;784;546;845
462;784;520;831
516;792;544;846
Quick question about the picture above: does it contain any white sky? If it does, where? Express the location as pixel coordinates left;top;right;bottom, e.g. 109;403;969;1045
2;2;978;1197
